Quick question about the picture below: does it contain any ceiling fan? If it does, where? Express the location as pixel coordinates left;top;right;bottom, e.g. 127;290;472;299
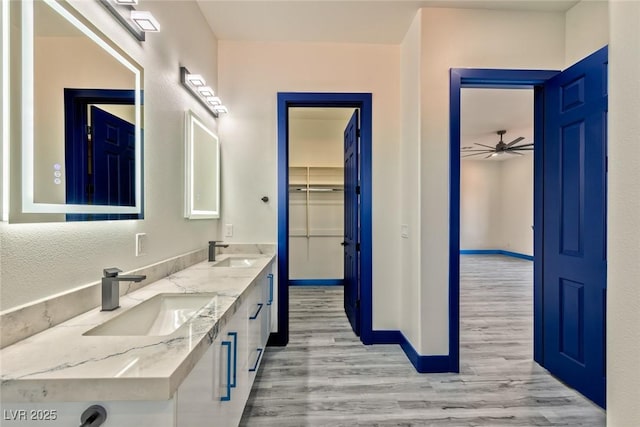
461;130;534;159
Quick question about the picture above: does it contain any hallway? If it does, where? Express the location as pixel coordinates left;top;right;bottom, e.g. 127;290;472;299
240;255;605;426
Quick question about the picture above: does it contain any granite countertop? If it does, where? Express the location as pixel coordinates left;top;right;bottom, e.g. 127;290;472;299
0;253;275;403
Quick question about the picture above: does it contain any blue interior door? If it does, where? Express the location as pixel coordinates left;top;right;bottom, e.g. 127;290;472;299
543;46;607;408
344;109;360;336
91;106;136;208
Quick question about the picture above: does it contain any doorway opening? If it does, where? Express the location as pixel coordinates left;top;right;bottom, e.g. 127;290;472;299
451;48;608;409
272;92;373;347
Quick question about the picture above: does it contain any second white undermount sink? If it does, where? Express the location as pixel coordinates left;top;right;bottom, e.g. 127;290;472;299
212;257;259;268
84;293;219;337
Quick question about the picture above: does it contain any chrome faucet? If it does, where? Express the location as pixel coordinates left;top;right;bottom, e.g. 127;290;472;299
208;241;229;262
101;268;146;311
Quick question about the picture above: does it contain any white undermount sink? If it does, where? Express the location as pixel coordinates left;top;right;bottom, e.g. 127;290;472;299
84;293;219;337
212;257;259;268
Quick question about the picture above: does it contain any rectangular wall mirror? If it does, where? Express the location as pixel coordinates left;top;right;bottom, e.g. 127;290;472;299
184;110;220;219
5;0;144;222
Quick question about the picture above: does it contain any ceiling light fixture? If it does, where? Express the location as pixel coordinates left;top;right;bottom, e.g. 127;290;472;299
179;67;228;118
131;10;160;32
114;0;138;4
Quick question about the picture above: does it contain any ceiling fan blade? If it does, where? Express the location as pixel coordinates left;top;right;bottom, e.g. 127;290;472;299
474;143;496;150
510;143;534;148
462;151;492;158
505;151;523;155
460;149;494;152
484;154;494;159
509;147;534;151
506;136;525;147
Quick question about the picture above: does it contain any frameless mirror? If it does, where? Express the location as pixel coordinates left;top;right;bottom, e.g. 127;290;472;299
184;110;220;219
6;0;144;221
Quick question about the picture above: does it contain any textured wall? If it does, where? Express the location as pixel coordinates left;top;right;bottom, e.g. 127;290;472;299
418;7;565;354
218;40;402;330
608;1;640;424
1;1;221;310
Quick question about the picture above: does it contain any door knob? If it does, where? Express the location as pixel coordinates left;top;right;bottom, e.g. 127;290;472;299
341;241;348;246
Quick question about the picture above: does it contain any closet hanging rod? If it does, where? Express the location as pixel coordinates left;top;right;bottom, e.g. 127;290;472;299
290;187;343;192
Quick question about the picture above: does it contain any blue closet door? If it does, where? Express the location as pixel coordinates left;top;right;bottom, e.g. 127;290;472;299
343;109;360;336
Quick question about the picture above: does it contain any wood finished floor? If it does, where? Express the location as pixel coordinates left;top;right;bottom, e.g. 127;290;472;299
240;255;605;426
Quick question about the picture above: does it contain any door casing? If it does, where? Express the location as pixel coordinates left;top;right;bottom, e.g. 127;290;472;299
272;92;373;346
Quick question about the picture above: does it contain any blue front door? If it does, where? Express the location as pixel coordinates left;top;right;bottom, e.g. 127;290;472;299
543;46;608;407
344;109;360;336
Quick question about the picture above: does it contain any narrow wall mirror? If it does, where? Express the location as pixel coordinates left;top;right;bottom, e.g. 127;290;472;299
184;110;220;219
6;0;144;222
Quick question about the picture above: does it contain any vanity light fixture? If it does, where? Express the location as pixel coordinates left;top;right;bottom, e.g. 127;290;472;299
130;10;160;32
99;0;145;41
180;67;229;118
197;86;215;98
186;74;206;87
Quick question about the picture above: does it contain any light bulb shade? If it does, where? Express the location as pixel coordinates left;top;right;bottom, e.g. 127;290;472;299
130;10;160;32
213;105;228;114
197;86;215;97
186;74;206;87
206;96;221;106
114;0;138;4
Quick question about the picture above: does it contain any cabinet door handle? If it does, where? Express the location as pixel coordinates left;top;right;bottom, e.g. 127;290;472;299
249;348;264;372
227;332;238;388
220;340;232;402
250;303;264;320
267;274;274;305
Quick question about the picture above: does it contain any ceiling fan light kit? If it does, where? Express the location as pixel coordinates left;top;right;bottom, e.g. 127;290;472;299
461;130;534;159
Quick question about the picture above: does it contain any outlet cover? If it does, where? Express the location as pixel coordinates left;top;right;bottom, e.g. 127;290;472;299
135;233;147;256
224;224;233;237
401;224;409;239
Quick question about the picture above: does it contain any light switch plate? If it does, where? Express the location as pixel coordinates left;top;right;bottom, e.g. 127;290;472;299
135;233;147;256
224;224;233;237
401;224;409;239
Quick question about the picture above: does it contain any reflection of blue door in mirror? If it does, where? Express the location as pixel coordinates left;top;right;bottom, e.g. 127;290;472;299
64;88;143;221
91;107;135;206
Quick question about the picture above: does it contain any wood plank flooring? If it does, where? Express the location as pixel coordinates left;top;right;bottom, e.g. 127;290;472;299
240;255;605;426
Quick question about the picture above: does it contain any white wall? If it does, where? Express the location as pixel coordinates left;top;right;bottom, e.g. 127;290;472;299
460;156;534;256
1;0;221;310
499;155;533;256
289;117;346;167
418;8;565;354
399;11;422;346
218;40;402;330
565;0;609;67
460;160;502;250
608;1;640;424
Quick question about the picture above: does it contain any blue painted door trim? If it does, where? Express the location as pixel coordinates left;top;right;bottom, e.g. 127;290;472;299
273;92;373;347
449;68;559;373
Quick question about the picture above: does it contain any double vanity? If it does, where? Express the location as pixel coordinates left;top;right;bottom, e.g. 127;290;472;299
0;252;275;427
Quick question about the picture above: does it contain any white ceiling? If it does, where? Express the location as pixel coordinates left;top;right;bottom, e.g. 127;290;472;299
197;0;579;44
197;1;550;162
461;88;534;161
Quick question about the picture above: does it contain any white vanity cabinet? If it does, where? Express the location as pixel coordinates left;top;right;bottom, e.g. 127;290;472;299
176;265;273;427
